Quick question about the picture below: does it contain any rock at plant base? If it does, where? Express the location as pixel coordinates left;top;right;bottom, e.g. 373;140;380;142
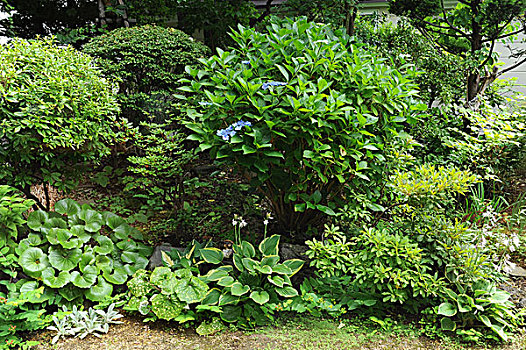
506;262;526;277
147;243;184;270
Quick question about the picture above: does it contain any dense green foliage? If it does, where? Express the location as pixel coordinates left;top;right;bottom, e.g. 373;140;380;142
0;38;120;209
184;17;424;233
83;26;209;123
389;0;526;103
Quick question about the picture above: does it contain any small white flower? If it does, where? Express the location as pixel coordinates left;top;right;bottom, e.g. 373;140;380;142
232;219;238;226
240;219;247;228
263;219;269;225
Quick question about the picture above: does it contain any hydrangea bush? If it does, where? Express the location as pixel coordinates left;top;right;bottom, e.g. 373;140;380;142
182;17;425;234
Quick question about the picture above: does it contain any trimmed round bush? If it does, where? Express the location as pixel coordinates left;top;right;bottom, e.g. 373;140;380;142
0;37;120;207
82;25;210;122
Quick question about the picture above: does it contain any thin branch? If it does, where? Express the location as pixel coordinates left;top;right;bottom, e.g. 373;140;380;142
487;26;526;42
440;0;469;38
478;38;495;68
498;56;526;76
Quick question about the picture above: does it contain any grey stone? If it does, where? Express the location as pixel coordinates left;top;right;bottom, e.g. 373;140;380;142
147;243;184;270
507;263;526;277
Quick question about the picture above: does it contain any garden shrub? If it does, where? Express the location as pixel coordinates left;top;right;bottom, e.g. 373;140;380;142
305;164;520;341
82;25;210;123
354;16;465;107
183;16;425;234
0;37;121;209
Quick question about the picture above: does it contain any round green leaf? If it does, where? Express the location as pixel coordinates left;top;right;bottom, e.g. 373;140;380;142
41;267;71;288
94;235;114;255
54;199;80;217
58;284;83;301
85;276;113;301
102;266;128;285
95;255;114;270
79;251;95;272
200;248;224;264
19;247;49;273
78;208;103;232
103;212;126;229
71;265;98;288
151;293;183;321
71;225;91;243
48;246;82;272
27;210;48;231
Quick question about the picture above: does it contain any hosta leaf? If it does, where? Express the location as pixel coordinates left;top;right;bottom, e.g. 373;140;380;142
242;258;258;272
220;305;242;323
250;290;270;305
202;288;221;305
27;210;48;231
94;235;114;255
19;247;49;273
151;294;183;321
275;286;298;298
217;276;235;287
71;265;98;288
85;276;113;302
200;248;224;264
48;246;82;272
233;254;244;272
241;241;256;258
437;302;457;317
272;264;293;275
440;317;456;331
267;275;285;287
218;293;239;306
255;265;272;274
54;199;80;217
282;259;304;277
78;208;103;232
205;269;229;282
41;267;71;288
259;235;280;256
231;282;250;296
261;255;280;267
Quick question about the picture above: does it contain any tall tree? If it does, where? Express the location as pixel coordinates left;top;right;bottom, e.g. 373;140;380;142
389;0;526;106
0;0;98;38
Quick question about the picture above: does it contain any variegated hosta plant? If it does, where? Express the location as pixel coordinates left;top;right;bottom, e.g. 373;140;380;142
200;235;304;326
15;198;152;306
124;267;209;322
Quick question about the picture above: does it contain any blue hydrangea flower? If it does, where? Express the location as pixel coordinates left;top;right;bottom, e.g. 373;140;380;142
262;81;287;90
216;120;252;141
234;120;252;130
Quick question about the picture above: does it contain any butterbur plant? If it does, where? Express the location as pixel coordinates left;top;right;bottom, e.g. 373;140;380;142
182;16;425;233
16;198;152;306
